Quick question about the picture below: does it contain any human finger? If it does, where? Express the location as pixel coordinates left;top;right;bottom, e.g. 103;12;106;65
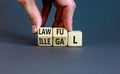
52;7;63;27
41;0;52;27
18;0;42;33
54;0;76;32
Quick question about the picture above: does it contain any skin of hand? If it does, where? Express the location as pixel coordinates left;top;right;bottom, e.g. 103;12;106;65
18;0;76;33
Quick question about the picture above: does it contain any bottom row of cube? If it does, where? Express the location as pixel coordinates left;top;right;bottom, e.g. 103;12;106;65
38;27;82;47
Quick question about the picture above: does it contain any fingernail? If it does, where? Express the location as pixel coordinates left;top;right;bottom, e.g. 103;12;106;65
32;25;37;34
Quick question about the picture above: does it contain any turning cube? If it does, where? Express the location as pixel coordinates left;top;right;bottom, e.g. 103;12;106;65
68;31;82;46
38;27;52;46
52;28;68;46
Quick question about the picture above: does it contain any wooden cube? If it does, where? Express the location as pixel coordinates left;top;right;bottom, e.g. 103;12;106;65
52;28;68;46
38;27;52;46
68;31;82;46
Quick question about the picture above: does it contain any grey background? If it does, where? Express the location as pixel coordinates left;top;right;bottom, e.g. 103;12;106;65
0;0;120;74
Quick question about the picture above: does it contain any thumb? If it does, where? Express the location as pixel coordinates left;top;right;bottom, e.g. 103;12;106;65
18;0;42;34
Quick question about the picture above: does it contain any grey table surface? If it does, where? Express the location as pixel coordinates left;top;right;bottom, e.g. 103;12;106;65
0;0;120;74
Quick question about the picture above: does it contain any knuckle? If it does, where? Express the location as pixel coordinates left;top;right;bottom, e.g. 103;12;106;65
69;1;76;9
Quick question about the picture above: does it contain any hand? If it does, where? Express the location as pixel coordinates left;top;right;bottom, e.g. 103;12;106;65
18;0;76;33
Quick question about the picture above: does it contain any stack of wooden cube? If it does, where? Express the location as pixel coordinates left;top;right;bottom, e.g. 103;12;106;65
38;27;82;47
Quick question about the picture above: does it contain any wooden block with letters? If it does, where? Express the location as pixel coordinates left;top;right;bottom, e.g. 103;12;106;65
38;27;52;46
52;28;68;46
68;31;82;46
